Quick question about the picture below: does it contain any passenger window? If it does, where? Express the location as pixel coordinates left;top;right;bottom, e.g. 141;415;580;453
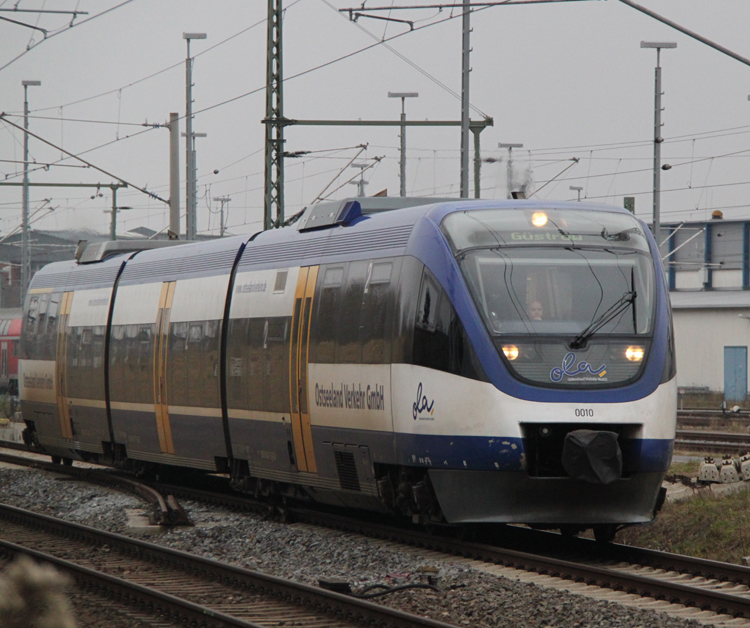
188;323;203;343
417;273;440;332
45;294;60;360
266;317;289;413
247;318;266;409
336;261;368;364
368;262;392;287
413;268;455;375
23;296;40;359
136;325;154;404
204;319;219;339
311;265;344;363
361;260;395;364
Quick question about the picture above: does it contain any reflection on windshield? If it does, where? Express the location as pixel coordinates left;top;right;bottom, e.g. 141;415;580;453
442;207;650;254
460;247;654;337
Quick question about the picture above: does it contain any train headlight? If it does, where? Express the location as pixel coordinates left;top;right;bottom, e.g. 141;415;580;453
625;345;644;361
502;344;519;360
531;212;548;227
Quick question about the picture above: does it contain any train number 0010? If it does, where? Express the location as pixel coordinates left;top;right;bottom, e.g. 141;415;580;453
574;408;594;417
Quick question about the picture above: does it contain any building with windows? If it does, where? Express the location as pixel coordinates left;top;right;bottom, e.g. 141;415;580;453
666;213;750;401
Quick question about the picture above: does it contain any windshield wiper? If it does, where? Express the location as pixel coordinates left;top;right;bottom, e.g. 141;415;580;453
570;290;637;349
601;226;641;241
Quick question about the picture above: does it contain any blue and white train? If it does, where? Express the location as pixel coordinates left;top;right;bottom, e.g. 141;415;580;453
19;198;676;540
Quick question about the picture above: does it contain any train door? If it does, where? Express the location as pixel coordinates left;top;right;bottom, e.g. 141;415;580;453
55;292;74;440
153;281;176;454
289;266;319;473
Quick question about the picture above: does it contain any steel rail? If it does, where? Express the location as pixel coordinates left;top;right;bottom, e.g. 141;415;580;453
291;509;750;618
0;503;460;628
676;430;750;445
674;430;750;454
5;448;750;617
0;538;266;628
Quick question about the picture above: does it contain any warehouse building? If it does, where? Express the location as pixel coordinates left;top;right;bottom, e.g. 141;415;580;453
666;213;750;401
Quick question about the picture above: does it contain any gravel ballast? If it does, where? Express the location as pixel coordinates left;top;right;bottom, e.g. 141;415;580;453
0;466;710;628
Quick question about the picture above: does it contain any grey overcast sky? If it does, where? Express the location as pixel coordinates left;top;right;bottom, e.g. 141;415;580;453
1;0;750;239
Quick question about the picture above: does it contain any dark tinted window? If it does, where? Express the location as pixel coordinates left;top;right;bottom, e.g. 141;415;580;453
391;257;422;364
23;295;40;359
360;260;396;364
109;325;125;401
310;265;344;364
266;317;289;413
226;316;289;413
336;261;369;364
110;324;152;405
311;260;398;366
43;293;60;360
135;325;154;404
168;321;189;405
412;267;486;381
67;324;106;400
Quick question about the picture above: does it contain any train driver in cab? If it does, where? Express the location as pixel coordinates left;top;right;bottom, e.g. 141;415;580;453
527;300;543;321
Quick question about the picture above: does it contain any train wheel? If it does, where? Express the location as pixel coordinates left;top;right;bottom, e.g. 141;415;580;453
593;524;617;543
62;458;73;466
51;456;61;465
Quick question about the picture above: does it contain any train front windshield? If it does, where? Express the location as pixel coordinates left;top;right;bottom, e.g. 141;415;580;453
442;208;656;388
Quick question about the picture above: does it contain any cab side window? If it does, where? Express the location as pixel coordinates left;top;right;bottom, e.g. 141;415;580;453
413;267;486;381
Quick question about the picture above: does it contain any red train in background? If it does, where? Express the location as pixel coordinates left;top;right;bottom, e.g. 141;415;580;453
0;308;22;397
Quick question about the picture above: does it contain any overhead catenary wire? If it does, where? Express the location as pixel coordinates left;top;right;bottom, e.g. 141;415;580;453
322;0;491;118
0;0;137;73
0;117;159;182
0;114;168;204
21;6;291;114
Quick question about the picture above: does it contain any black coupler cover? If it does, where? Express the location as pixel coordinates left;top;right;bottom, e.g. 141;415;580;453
561;429;623;485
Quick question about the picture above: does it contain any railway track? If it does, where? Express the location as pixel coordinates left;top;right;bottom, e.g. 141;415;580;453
675;429;750;455
136;466;750;623
0;502;458;628
678;410;750;430
6;448;750;624
281;509;750;622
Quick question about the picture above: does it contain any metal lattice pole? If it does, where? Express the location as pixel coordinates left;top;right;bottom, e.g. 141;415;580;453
264;0;284;230
21;80;40;303
459;0;470;198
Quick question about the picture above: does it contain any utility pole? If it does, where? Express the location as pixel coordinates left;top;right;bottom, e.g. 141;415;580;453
460;0;471;198
212;196;231;236
169;112;180;238
21;80;41;304
349;163;370;197
264;0;284;230
498;143;523;198
105;187;131;241
388;92;418;197
183;32;207;241
641;41;676;256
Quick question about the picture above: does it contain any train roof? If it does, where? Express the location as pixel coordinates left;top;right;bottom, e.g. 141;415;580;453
28;198;638;291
